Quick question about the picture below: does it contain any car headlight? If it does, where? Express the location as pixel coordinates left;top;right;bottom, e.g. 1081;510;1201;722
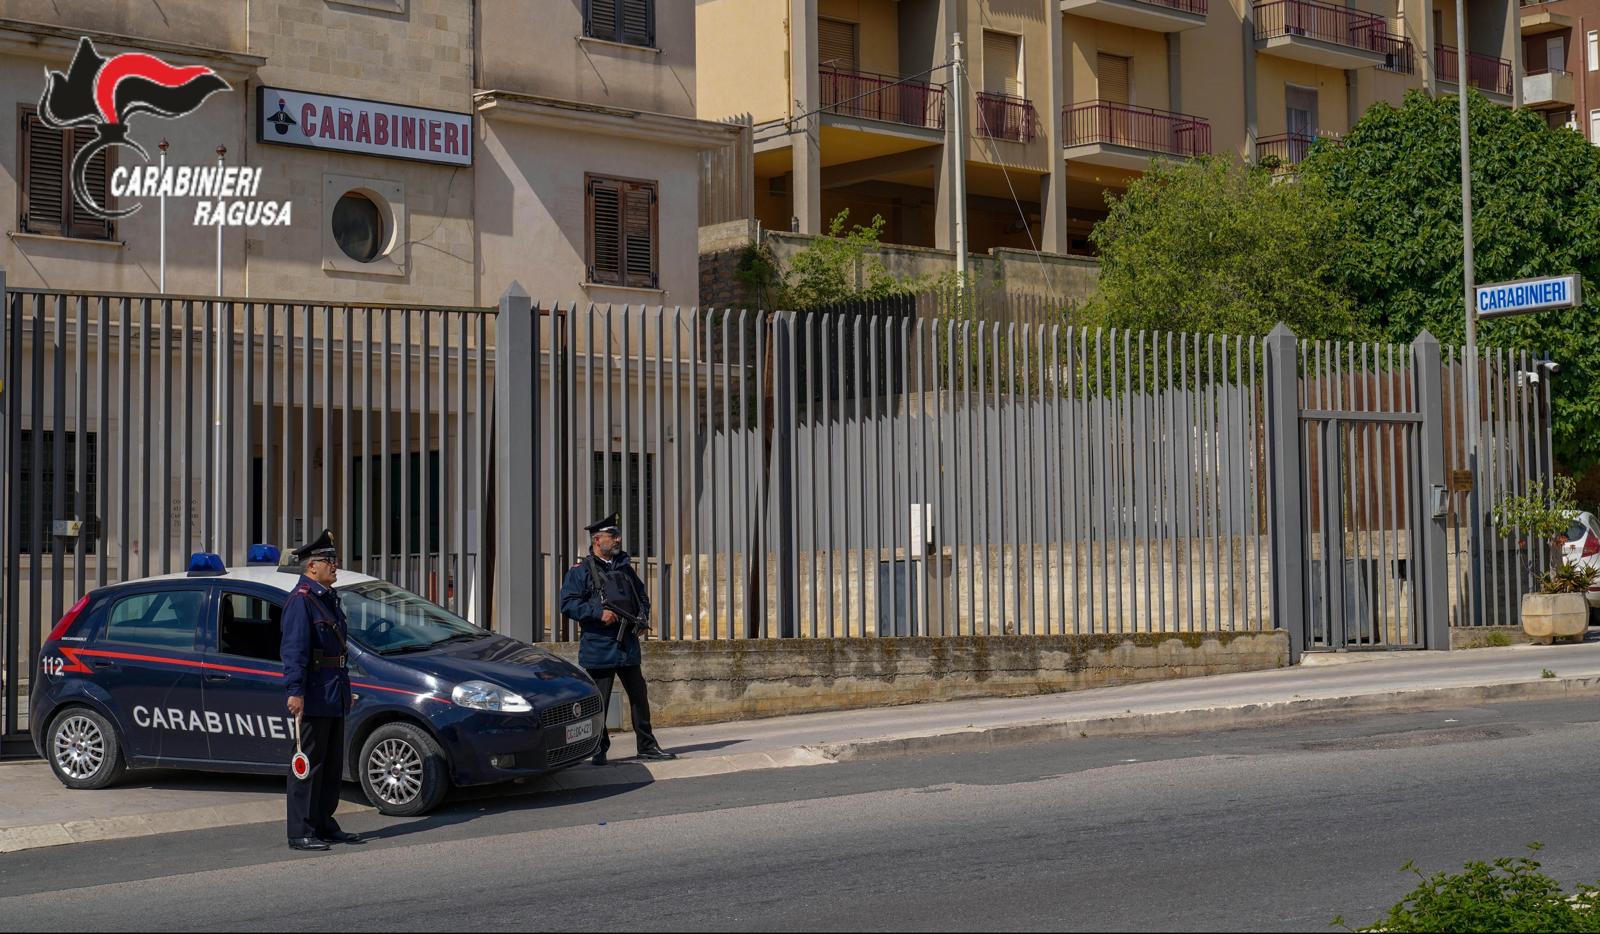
450;680;532;712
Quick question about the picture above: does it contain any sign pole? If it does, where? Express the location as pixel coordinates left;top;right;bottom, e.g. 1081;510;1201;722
213;144;226;553
1456;0;1484;627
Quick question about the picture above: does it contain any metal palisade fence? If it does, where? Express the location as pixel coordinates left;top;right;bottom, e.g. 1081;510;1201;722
493;291;1556;654
0;279;1557;747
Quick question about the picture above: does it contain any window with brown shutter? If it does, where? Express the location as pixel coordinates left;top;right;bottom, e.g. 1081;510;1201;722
1097;53;1130;105
819;18;860;73
19;108;113;240
983;31;1021;97
586;0;654;47
587;175;658;289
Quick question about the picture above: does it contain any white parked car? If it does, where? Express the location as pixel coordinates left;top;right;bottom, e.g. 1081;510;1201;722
1558;510;1600;624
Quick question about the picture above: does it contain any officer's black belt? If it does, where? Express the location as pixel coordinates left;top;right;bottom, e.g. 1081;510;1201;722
310;651;347;670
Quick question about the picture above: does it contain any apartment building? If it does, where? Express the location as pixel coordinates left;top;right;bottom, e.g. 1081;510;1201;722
1517;0;1600;138
698;0;1519;257
0;0;739;304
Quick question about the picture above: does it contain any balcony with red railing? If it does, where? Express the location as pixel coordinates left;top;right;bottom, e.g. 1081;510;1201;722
976;91;1038;143
819;66;946;132
1062;101;1210;169
1434;45;1515;99
1059;0;1208;34
1256;132;1342;172
1254;0;1405;69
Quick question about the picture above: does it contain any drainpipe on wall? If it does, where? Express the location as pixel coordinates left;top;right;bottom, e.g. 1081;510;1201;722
1582;16;1589;141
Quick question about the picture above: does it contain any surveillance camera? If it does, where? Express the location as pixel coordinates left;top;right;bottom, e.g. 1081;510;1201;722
1518;371;1542;386
1538;360;1561;376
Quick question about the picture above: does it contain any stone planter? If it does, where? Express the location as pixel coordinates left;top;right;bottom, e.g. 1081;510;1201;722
1520;592;1589;644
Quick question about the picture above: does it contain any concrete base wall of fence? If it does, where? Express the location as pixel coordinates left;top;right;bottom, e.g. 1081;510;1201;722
538;630;1290;728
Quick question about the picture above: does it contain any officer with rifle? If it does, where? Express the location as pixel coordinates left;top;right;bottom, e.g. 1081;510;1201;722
558;512;677;766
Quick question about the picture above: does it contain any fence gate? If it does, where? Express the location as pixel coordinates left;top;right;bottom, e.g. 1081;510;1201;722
1272;327;1451;653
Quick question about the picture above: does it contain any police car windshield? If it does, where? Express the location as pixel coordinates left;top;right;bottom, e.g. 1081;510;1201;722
339;580;487;655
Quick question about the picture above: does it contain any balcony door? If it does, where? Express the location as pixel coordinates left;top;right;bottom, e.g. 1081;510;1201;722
1547;35;1566;72
819;18;859;73
1096;53;1132;146
1286;85;1318;162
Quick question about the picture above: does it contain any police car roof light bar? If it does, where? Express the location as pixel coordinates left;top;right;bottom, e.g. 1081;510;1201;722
246;543;282;566
187;552;227;576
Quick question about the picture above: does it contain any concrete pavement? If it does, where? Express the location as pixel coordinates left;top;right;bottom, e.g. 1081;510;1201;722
5;640;1600;854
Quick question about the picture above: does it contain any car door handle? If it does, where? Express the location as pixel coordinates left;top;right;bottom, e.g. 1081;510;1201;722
204;673;231;683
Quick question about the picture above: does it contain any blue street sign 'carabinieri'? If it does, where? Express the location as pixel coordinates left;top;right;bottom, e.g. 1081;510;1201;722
1475;274;1583;319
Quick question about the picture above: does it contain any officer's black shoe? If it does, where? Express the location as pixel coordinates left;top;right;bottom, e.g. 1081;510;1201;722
321;830;365;845
637;748;678;761
592;751;608;767
288;837;331;851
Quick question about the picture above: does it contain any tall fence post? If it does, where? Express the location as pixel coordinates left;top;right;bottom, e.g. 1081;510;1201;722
495;283;537;642
1413;330;1451;650
1265;323;1305;662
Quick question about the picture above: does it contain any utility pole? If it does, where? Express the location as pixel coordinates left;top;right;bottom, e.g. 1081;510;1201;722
1455;0;1484;625
950;32;968;287
213;144;227;553
158;138;168;293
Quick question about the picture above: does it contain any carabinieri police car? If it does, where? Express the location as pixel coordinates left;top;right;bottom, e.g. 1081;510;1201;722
30;546;604;816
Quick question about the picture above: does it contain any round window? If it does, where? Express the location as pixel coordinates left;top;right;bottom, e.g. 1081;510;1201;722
331;191;384;263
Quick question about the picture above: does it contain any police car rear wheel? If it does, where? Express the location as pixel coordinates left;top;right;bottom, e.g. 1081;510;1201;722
47;708;125;790
359;723;448;816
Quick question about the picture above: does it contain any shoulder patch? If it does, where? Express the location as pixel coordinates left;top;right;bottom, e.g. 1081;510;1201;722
295;584;311;594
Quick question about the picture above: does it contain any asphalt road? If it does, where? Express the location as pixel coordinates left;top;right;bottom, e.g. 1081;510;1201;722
3;698;1599;931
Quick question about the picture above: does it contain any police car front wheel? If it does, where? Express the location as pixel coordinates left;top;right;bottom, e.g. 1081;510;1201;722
47;707;126;790
358;722;448;816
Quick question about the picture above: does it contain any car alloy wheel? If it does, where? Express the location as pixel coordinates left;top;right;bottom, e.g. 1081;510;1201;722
53;714;106;781
367;737;424;806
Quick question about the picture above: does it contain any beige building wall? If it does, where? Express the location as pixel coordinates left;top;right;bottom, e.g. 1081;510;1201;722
696;0;789;123
477;0;698;119
1255;59;1354;137
821;0;902;75
477;108;723;308
0;0;248;49
1063;16;1171;109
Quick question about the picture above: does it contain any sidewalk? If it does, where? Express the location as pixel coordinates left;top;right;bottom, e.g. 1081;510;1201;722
5;641;1600;854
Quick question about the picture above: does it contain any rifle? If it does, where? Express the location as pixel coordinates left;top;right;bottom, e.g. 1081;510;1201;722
604;602;648;643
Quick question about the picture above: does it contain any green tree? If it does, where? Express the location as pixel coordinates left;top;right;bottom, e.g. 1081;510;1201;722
780;210;907;309
1087;154;1361;339
1301;90;1600;469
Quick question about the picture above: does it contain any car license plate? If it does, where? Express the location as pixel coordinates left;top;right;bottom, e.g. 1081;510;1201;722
565;719;594;744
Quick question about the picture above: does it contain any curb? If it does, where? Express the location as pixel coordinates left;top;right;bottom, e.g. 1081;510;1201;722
3;676;1596;855
809;676;1600;762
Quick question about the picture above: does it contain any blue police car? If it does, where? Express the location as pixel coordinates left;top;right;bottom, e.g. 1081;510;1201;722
30;547;604;816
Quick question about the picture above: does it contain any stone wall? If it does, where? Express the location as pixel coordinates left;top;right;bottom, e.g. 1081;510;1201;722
540;630;1290;728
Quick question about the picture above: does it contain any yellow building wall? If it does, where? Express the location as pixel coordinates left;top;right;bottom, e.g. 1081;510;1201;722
964;0;1054;173
1062;15;1172;111
820;0;902;76
1254;58;1353;137
1177;0;1248;160
697;0;790;123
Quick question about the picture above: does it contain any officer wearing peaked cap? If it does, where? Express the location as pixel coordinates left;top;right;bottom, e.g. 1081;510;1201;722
559;512;677;766
280;529;362;851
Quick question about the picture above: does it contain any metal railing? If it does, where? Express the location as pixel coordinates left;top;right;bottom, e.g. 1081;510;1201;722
819;66;945;131
975;91;1037;143
1256;132;1340;169
1434;45;1515;97
1254;0;1394;52
1062;101;1211;157
1376;34;1415;74
1133;0;1208;14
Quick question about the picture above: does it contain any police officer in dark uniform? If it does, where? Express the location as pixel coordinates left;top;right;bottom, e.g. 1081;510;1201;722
280;529;363;851
559;512;678;766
